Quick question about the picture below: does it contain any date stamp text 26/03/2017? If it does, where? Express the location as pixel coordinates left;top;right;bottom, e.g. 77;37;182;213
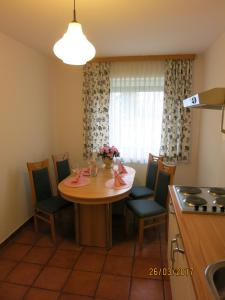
148;267;193;277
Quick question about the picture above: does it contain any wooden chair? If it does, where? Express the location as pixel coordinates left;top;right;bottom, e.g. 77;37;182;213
126;160;176;248
130;153;163;199
27;159;70;242
52;152;71;184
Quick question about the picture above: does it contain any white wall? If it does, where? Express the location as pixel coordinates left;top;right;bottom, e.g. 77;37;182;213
50;60;84;168
0;32;52;243
197;32;225;186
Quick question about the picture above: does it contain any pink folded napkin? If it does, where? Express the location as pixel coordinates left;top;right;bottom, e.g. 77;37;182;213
118;160;128;174
113;170;126;187
71;170;82;183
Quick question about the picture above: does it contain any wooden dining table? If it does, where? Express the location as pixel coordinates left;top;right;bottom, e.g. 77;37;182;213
58;166;135;249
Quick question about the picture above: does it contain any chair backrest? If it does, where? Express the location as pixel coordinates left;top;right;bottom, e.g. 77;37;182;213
154;160;176;208
27;159;53;205
52;152;70;183
145;154;163;190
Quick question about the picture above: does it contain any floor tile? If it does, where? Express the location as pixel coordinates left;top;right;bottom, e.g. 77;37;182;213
0;282;28;300
14;229;41;245
161;243;169;267
34;266;70;291
24;287;60;300
59;240;83;251
23;246;55;264
21;222;35;231
0;215;168;300
103;255;133;276
63;270;100;296
0;243;32;261
48;249;80;269
34;221;51;234
83;246;108;255
96;274;130;300
0;258;17;281
5;262;42;286
112;231;125;243
57;224;74;238
132;257;162;280
35;235;62;247
108;240;135;257
135;242;161;259
74;253;105;273
130;278;164;300
144;229;161;243
59;294;93;300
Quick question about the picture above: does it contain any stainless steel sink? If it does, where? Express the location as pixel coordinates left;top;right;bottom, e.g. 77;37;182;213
205;261;225;300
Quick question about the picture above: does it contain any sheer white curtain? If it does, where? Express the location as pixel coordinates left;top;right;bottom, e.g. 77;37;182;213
109;61;164;163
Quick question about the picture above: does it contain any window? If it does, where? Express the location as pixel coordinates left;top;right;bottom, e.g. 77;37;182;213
109;61;164;163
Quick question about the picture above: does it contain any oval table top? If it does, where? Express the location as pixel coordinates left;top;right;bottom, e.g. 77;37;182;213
58;166;135;205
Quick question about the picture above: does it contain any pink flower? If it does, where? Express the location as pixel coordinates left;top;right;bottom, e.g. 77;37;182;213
98;145;120;158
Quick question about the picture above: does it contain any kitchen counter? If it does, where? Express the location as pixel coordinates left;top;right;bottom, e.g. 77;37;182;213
169;186;225;300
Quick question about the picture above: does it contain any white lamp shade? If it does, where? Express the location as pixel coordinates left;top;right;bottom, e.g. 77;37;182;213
53;22;96;65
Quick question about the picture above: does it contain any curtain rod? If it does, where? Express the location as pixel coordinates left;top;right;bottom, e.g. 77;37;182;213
92;54;195;62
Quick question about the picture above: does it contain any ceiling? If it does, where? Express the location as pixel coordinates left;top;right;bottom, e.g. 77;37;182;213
0;0;225;59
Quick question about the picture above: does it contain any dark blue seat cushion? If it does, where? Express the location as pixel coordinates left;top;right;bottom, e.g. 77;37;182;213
56;160;70;182
126;199;166;218
36;196;70;214
130;186;154;199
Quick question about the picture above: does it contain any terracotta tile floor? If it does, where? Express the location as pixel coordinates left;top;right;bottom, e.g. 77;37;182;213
0;214;172;300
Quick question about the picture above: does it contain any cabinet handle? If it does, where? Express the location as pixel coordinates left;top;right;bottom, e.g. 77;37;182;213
171;234;185;268
170;238;177;265
176;233;185;253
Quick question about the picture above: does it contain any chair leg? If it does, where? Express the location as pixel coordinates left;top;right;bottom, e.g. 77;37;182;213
138;219;145;249
50;214;56;243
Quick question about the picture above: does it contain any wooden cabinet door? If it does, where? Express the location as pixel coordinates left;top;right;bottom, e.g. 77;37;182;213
168;201;196;300
171;234;196;300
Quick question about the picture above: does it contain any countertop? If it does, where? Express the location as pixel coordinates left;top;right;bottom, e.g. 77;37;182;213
169;186;225;300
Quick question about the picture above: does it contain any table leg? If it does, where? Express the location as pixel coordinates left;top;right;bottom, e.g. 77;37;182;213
77;203;112;248
105;203;112;250
74;203;80;246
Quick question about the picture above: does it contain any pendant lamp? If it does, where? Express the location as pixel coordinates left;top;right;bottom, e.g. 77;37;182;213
53;0;96;65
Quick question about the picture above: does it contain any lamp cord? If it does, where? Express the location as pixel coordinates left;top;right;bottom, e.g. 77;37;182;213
73;0;77;22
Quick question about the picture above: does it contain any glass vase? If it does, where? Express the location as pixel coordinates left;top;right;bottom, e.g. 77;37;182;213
103;157;113;169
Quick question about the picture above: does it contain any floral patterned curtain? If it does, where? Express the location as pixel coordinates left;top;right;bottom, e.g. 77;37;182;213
82;62;111;159
160;59;193;162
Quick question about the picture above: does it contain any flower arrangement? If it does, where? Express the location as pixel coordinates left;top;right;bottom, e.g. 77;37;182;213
98;145;120;159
